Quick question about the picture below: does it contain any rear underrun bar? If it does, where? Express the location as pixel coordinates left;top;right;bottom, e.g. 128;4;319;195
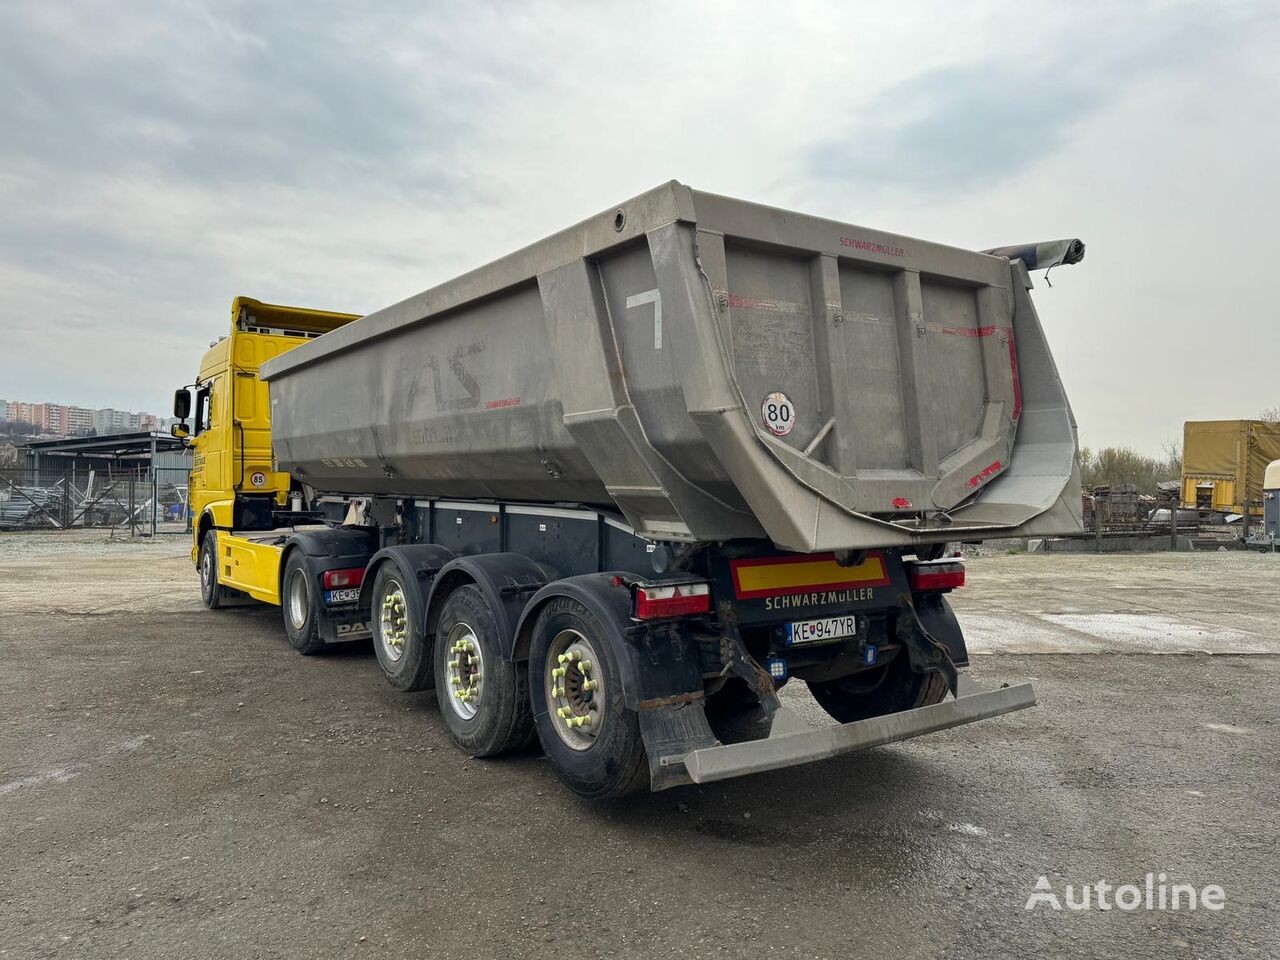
679;675;1036;785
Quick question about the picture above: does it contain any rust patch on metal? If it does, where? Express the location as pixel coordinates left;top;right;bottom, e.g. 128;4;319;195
638;691;706;711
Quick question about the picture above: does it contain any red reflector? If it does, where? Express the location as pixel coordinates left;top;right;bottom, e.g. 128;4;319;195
908;564;965;592
322;567;365;589
634;583;711;620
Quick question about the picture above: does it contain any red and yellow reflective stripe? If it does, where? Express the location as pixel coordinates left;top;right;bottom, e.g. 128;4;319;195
730;552;889;600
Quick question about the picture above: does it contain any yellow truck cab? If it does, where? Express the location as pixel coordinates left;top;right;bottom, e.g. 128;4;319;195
173;297;372;649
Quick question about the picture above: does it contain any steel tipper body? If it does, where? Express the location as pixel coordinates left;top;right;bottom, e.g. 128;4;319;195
262;181;1083;550
179;184;1085;797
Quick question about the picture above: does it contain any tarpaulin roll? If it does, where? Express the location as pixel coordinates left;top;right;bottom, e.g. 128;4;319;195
983;239;1086;270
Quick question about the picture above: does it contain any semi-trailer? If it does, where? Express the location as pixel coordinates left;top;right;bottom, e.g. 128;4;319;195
173;182;1085;797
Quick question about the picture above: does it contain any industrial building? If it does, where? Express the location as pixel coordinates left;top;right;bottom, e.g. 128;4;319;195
2;431;190;534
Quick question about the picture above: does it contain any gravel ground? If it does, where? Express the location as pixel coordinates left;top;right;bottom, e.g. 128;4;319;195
0;532;1276;959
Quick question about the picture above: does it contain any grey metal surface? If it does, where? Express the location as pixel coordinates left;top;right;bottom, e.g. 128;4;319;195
680;678;1037;786
262;181;1083;550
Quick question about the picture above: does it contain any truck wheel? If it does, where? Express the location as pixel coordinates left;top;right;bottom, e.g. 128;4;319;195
281;551;326;655
529;597;647;799
198;530;229;610
807;651;948;724
433;585;533;757
369;561;433;692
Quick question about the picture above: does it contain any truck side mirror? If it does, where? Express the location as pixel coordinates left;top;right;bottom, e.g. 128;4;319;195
171;422;190;440
173;388;192;420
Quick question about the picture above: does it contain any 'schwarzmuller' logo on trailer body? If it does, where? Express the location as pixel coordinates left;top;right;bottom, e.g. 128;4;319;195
715;552;892;622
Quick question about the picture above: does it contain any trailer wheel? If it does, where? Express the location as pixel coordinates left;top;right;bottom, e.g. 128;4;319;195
281;551;326;655
807;651;947;724
369;562;432;692
198;530;229;610
432;585;533;757
529;597;647;799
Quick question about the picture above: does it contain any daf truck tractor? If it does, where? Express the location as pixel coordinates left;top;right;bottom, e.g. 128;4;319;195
173;182;1085;797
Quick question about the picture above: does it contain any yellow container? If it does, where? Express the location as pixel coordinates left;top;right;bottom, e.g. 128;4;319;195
1181;420;1280;515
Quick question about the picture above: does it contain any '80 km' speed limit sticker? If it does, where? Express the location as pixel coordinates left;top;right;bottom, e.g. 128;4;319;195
761;391;795;437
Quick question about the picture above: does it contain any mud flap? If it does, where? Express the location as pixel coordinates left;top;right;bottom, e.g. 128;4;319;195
638;623;795;790
638;703;720;791
319;609;371;644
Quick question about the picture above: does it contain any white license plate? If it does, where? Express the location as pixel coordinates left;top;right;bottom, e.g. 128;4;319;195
324;588;360;604
786;615;858;645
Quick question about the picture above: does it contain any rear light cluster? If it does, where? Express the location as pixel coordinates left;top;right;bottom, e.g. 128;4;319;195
907;560;965;593
633;581;711;620
322;567;365;589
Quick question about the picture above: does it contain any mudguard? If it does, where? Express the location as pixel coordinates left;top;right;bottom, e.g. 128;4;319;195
425;553;555;660
914;593;970;668
281;528;378;598
357;543;456;613
278;528;380;644
512;572;719;789
512;573;705;708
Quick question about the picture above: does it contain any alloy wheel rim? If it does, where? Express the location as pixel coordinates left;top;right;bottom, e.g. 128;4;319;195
287;569;309;629
546;629;604;751
444;621;484;720
377;579;408;662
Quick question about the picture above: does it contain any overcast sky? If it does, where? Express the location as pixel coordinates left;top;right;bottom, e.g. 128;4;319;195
1;1;1275;453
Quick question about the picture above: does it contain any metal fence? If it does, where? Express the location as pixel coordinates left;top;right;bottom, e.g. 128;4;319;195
0;464;191;535
1073;488;1258;550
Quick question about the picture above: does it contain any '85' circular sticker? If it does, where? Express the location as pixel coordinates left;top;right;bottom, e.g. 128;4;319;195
249;471;267;488
761;392;795;437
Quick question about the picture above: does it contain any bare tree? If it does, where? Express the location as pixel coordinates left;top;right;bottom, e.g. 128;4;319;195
1162;438;1182;478
1079;445;1180;494
1260;405;1280;421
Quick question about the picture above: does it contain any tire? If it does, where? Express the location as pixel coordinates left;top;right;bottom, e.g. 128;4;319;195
806;649;948;724
528;597;648;799
369;561;433;692
280;550;326;655
433;585;533;757
707;675;788;712
198;530;229;610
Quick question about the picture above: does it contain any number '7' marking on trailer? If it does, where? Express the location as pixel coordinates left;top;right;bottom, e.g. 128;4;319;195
626;289;662;350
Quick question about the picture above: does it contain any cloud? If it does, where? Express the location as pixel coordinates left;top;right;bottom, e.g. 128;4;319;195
0;3;501;191
804;5;1242;193
0;0;1276;453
